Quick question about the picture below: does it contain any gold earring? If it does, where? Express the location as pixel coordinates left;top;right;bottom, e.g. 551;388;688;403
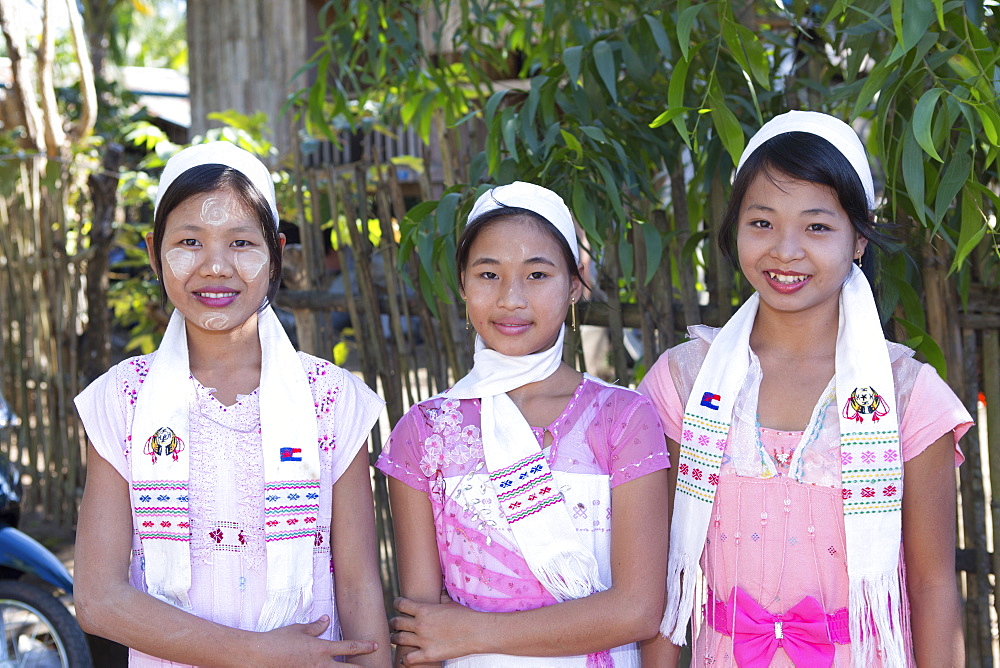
571;299;577;332
855;248;863;267
465;303;471;330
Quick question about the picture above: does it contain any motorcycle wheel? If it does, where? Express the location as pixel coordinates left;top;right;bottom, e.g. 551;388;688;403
0;581;92;668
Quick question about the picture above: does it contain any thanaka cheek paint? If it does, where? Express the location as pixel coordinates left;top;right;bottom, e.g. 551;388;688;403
201;197;230;226
164;248;197;280
199;312;230;330
234;249;269;281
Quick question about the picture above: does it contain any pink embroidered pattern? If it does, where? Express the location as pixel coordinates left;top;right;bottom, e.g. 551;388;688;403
418;398;484;476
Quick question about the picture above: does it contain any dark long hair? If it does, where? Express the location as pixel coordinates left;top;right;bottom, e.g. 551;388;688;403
151;164;282;307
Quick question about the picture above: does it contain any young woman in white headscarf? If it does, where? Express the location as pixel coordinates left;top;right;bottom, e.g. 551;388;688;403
377;182;671;666
639;111;972;667
73;142;390;666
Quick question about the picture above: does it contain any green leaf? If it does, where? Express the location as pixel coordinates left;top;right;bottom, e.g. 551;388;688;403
913;88;946;162
951;190;987;273
894;316;947;378
933;154;971;225
572;181;598;242
667;57;693;145
650;106;693;129
564;45;584;85
561;129;583;161
643;14;672;61
641;222;664;285
850;60;893;120
976;106;1000;145
502;112;519;162
901;0;936;55
579;126;608;143
890;0;905;48
677;4;704;62
484;89;509;125
709;94;745;168
901;129;927;225
592;40;618;104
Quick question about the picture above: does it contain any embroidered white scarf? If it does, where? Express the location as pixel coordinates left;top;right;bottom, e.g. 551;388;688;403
447;329;605;602
130;306;321;630
661;266;905;665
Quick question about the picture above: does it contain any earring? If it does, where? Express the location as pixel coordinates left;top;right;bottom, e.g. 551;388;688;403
465;302;471;330
571;299;578;332
855;248;863;267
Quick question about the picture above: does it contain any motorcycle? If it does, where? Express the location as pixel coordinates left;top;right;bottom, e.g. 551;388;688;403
0;391;92;668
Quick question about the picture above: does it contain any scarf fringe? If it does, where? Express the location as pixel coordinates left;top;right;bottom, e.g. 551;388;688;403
534;548;607;602
659;556;695;644
848;573;907;668
255;586;311;632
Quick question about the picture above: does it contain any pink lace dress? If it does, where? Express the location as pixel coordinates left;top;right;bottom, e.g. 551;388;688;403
76;352;383;667
377;375;670;666
638;327;972;667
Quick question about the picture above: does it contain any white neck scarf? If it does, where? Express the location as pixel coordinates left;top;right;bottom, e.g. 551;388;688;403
130;306;321;630
447;329;605;601
661;266;905;665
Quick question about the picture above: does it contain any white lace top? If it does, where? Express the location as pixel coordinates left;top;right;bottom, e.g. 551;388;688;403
76;352;383;667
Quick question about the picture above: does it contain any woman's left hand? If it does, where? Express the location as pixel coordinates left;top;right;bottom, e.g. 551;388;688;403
390;596;484;665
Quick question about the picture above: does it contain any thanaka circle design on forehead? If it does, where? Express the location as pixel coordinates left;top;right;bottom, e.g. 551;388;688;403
200;196;231;226
164;248;196;280
234;249;269;282
199;312;230;330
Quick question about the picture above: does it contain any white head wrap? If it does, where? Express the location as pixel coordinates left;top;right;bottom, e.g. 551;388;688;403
468;181;580;261
736;110;875;208
154;142;279;227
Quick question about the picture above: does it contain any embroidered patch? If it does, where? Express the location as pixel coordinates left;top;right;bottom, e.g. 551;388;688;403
280;447;303;462
144;427;185;463
700;392;722;410
489;451;563;524
842;386;889;423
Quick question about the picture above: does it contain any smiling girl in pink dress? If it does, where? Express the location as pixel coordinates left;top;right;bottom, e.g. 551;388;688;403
378;182;670;666
73;142;390;666
639;111;972;667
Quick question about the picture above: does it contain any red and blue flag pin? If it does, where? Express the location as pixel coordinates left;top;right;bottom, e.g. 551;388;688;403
280;447;302;462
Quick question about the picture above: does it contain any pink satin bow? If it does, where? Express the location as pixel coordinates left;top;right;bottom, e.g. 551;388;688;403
729;588;835;668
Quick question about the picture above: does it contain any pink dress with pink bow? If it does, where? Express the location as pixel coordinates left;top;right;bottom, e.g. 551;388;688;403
638;328;971;667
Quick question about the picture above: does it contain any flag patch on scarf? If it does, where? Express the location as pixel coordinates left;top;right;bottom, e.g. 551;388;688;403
700;392;722;410
280;447;302;462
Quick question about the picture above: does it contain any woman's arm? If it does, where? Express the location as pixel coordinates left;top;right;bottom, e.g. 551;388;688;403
902;433;964;667
640;436;681;667
386;477;445;668
74;443;379;667
330;445;392;666
391;468;670;664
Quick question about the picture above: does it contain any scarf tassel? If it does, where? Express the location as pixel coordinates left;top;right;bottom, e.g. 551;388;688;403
534;548;607;603
255;586;311;632
848;573;907;667
659;555;696;644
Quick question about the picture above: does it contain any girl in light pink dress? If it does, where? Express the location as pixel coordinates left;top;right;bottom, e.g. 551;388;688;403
73;143;390;666
639;111;972;667
378;182;670;666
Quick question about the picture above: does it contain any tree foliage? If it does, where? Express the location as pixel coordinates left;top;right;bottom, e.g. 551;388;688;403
297;0;999;374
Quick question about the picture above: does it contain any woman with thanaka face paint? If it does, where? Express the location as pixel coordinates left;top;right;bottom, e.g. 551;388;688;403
73;142;391;667
639;111;971;667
